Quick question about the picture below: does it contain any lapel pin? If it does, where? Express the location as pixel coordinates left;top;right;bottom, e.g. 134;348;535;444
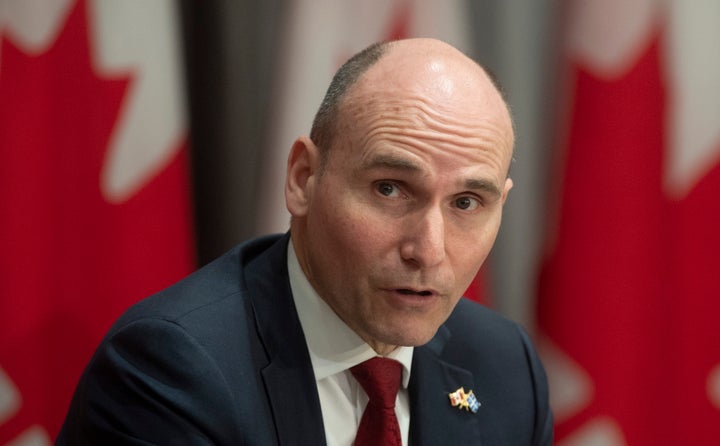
448;387;481;413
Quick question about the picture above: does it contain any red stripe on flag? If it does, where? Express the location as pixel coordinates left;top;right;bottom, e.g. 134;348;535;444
539;9;720;443
0;0;194;440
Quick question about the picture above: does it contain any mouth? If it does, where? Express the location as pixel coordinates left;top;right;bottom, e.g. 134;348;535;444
396;288;434;297
381;286;442;310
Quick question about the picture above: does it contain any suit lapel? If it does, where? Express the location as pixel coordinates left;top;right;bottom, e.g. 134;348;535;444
408;326;482;446
243;234;326;446
261;360;325;445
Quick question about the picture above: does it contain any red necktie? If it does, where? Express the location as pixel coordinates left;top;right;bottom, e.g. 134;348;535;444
351;357;403;446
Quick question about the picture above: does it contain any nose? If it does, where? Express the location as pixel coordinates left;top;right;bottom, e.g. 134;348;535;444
399;206;446;268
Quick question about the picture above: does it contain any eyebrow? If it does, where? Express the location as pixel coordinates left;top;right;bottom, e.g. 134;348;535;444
465;178;502;199
360;153;422;172
361;153;503;198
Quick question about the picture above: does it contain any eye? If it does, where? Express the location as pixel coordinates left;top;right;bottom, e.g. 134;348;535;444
455;196;480;211
376;181;402;198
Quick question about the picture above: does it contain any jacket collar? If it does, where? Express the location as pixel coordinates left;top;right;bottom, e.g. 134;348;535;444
243;234;327;445
408;324;482;446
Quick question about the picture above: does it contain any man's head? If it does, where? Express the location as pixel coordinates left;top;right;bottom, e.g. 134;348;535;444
285;38;514;355
309;41;390;169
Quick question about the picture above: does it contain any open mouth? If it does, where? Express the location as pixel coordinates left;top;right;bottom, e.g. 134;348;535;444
396;289;433;296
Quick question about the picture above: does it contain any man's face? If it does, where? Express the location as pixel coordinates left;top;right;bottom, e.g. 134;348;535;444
288;41;513;353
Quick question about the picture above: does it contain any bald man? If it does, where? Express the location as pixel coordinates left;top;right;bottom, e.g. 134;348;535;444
58;39;553;446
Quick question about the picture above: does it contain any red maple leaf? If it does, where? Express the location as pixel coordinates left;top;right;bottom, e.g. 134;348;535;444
0;0;195;441
538;32;720;444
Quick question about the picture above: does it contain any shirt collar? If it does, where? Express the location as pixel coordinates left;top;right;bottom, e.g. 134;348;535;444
287;239;413;388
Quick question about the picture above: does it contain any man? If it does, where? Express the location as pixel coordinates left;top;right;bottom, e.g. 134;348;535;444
58;38;553;445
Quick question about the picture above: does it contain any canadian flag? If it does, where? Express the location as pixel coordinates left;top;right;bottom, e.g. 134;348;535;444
258;0;490;302
538;1;720;444
0;0;194;443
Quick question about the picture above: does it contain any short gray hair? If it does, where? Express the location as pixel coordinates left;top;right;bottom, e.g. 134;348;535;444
309;41;393;165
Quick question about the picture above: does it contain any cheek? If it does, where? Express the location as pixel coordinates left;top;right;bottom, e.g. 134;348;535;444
311;195;383;268
334;212;388;264
448;215;502;281
327;190;388;243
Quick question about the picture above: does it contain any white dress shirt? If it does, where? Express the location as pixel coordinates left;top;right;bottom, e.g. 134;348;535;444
287;241;414;446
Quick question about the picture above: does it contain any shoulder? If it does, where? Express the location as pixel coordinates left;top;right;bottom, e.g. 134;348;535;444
57;235;290;444
435;298;554;445
446;298;518;331
90;233;291;388
112;234;288;333
443;298;529;352
92;233;289;377
440;299;545;377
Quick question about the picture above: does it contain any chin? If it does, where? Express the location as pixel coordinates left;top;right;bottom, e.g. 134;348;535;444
377;325;439;348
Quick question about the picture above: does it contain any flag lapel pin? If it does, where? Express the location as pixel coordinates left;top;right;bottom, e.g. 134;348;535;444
448;387;481;413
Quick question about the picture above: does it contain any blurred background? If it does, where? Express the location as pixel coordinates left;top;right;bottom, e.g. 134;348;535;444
1;0;719;444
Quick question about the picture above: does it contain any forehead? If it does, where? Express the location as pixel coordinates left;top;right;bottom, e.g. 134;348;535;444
332;43;514;170
332;88;514;180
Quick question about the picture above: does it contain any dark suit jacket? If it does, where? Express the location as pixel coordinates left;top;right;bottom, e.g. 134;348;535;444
57;234;553;445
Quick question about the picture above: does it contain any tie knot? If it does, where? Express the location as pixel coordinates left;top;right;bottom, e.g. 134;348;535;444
351;357;402;409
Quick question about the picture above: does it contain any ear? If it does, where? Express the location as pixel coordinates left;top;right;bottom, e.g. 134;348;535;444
501;177;513;205
285;136;320;217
